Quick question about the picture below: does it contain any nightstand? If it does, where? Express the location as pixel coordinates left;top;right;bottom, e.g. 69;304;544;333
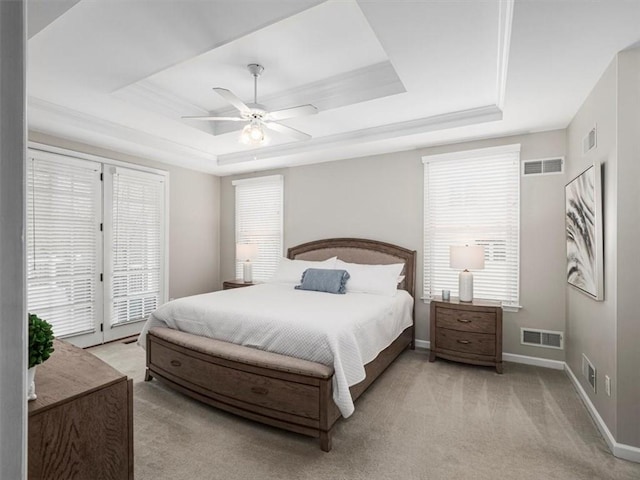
222;279;256;290
429;297;503;373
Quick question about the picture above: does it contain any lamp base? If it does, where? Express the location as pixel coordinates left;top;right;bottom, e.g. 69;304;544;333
243;262;253;283
459;270;473;302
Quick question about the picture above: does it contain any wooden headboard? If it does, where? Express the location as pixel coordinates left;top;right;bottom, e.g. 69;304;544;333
287;238;416;297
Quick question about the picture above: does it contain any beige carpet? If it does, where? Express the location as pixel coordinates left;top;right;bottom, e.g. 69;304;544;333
89;341;640;480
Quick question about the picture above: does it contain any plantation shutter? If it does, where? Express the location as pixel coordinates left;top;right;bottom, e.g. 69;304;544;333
26;153;102;338
233;175;283;281
423;145;520;307
107;167;166;326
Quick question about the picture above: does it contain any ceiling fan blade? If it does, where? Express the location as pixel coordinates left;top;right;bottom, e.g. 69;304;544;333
263;121;311;141
213;88;251;114
182;116;246;122
266;104;318;121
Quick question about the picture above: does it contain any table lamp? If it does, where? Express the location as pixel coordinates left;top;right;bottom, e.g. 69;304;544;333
450;245;485;302
236;243;259;283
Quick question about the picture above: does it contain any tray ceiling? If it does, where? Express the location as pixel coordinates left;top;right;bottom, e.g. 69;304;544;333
27;0;640;175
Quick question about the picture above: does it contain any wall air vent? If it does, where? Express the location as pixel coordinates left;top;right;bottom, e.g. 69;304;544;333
522;157;564;176
582;354;597;393
521;328;564;349
583;125;597;154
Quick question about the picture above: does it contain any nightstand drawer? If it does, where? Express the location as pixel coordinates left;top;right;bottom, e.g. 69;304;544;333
436;329;496;356
436;307;496;334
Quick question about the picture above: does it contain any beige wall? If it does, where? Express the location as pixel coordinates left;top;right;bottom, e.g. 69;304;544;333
221;130;567;359
29;132;221;300
566;47;640;449
614;48;640;447
565;57;619;437
0;2;27;477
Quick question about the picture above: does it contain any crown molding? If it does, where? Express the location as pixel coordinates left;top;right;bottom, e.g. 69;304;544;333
28;97;219;174
217;104;503;165
113;80;209;118
496;0;514;110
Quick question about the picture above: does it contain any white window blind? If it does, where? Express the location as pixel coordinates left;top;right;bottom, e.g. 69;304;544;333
27;154;102;338
423;145;520;307
233;175;283;281
107;167;166;326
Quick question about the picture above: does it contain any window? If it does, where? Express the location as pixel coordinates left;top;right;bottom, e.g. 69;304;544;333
105;166;166;327
423;144;520;308
233;175;283;282
27;152;102;342
27;147;167;347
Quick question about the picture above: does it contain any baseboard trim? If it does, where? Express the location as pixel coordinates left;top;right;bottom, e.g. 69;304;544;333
502;352;565;370
414;339;430;350
565;363;640;463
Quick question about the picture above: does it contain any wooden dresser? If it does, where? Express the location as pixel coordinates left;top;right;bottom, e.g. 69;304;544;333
429;298;503;373
28;340;134;479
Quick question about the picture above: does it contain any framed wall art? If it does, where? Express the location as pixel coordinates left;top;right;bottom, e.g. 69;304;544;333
565;162;604;300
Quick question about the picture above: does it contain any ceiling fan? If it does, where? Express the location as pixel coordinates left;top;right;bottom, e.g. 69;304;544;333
182;63;318;146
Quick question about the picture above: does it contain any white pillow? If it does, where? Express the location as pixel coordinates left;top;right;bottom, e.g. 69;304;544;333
335;259;405;297
269;257;338;285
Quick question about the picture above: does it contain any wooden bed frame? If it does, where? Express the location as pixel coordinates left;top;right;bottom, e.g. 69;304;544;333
144;238;416;451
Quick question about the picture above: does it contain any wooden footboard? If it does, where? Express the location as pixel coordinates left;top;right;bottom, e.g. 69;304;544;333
145;325;413;451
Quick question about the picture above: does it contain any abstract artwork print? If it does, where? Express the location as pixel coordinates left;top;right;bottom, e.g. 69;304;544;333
565;164;603;300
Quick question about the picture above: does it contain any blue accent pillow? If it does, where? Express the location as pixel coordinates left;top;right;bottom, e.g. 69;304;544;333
295;268;350;294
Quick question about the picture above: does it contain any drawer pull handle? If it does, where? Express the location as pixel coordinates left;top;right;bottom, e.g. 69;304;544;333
170;360;182;367
457;340;471;345
251;386;269;395
457;319;472;323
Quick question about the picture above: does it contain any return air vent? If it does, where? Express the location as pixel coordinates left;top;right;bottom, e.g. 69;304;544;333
582;354;597;393
521;328;564;349
522;157;564;176
583;125;597;154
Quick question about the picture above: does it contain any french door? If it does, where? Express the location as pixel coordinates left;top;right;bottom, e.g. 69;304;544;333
27;148;167;347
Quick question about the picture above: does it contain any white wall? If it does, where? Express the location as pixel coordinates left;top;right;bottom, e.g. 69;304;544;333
221;130;567;359
29;132;222;300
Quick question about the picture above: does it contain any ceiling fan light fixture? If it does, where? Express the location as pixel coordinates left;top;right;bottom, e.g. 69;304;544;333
185;63;316;145
241;119;266;145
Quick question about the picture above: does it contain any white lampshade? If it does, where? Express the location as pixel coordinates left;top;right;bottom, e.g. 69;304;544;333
450;245;485;302
236;243;258;261
450;245;485;270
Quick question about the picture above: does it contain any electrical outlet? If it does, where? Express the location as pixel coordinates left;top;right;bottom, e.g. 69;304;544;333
605;375;611;396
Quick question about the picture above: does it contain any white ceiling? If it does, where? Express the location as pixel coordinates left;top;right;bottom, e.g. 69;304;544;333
27;0;640;176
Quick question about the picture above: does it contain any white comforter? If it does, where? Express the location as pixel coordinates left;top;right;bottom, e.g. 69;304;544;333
139;283;413;417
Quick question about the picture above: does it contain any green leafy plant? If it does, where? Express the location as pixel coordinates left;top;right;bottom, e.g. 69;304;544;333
28;313;55;369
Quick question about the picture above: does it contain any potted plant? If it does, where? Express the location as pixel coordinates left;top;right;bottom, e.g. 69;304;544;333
28;313;54;401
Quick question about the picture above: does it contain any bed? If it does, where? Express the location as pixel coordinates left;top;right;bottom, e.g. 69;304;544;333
142;238;416;451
